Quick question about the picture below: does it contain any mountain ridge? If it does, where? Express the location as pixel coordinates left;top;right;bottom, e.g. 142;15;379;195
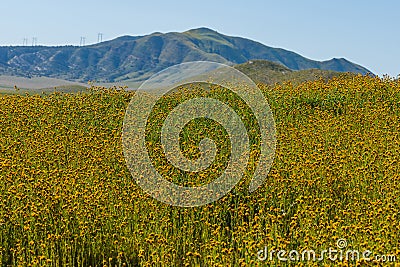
0;27;371;82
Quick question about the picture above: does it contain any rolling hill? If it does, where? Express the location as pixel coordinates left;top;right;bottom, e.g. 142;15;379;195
234;60;350;85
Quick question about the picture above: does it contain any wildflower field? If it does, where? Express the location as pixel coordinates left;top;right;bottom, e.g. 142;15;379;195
0;74;399;266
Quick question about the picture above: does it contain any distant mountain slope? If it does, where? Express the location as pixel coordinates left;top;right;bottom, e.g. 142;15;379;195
0;28;371;82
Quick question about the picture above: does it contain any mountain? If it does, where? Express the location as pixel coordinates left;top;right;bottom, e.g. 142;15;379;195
0;28;371;83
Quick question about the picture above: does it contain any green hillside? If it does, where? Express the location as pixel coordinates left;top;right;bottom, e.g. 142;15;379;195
234;60;351;85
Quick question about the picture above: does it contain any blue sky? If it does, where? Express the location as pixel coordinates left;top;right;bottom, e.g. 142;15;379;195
1;0;399;77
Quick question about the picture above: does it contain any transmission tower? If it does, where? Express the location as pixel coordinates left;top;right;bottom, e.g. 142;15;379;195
97;33;103;43
32;37;37;46
80;36;86;46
